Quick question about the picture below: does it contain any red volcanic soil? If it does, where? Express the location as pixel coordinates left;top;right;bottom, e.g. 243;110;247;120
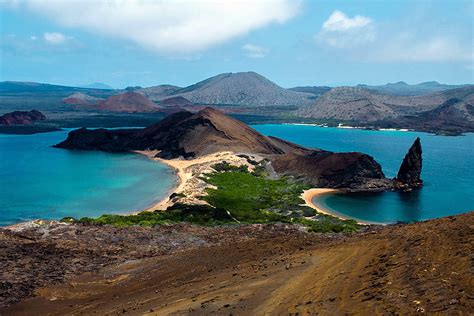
96;92;160;113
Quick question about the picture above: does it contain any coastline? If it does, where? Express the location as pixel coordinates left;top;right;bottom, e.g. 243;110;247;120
302;188;385;226
282;122;411;132
133;150;184;212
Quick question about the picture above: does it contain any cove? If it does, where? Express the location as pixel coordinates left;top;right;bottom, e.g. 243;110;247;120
253;124;474;224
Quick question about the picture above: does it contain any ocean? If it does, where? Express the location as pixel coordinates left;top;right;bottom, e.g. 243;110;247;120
1;125;473;226
0;130;176;226
253;124;474;224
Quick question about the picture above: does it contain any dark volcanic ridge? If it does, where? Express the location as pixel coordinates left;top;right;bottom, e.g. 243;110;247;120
0;110;46;125
55;107;422;191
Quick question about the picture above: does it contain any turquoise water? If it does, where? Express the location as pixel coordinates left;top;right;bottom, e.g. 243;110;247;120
0;130;176;226
253;124;474;223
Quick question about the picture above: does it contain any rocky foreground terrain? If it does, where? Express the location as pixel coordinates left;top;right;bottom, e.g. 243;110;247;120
1;212;472;314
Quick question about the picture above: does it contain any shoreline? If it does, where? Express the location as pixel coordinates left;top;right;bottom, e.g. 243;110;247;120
302;188;385;226
134;150;249;213
282;122;411;132
133;150;185;212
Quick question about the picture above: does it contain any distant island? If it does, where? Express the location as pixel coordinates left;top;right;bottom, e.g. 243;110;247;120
0;110;60;134
1;72;472;135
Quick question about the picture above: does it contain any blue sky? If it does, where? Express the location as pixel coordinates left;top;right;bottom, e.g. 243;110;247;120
0;0;472;89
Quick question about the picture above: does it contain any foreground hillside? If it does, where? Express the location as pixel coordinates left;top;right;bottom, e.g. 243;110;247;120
1;212;472;314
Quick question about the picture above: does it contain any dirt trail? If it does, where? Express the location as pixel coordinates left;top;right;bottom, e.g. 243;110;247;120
2;212;473;315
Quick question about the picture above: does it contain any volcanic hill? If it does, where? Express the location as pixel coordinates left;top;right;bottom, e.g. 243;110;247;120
93;92;160;112
140;72;314;107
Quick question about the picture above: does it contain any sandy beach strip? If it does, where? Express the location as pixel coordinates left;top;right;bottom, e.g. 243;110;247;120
302;188;383;226
134;150;243;212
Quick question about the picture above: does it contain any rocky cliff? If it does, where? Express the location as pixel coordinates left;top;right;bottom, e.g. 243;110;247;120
396;137;423;188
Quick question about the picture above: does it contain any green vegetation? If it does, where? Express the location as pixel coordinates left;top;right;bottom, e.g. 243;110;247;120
64;164;359;233
63;204;235;227
211;161;249;173
203;168;359;232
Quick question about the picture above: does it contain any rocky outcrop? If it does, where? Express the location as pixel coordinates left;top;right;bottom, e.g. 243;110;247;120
0;110;46;125
396;137;423;189
55;107;421;191
271;150;393;191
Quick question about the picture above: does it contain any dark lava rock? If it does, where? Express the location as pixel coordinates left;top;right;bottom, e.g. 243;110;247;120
271;149;392;191
396;137;423;188
0;110;45;125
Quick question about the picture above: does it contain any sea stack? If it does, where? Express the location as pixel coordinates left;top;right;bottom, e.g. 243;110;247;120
396;137;423;188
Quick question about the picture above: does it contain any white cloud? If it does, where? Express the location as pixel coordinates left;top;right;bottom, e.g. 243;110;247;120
29;35;37;40
316;10;376;48
242;44;268;58
43;32;68;44
322;10;372;32
315;10;472;63
10;0;301;55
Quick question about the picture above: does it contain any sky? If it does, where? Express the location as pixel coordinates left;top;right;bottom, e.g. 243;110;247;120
0;0;473;89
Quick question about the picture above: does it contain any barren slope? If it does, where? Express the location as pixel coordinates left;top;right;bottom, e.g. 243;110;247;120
2;212;473;315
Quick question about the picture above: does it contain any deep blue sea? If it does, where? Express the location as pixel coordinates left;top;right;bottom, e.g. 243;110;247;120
0;130;176;226
253;124;474;224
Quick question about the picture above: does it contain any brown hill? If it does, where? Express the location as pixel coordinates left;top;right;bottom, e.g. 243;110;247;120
62;92;102;106
0;110;45;125
95;92;160;113
55;108;284;158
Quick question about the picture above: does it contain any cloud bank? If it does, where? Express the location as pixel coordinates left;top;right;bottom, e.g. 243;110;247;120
316;10;472;63
12;0;301;54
